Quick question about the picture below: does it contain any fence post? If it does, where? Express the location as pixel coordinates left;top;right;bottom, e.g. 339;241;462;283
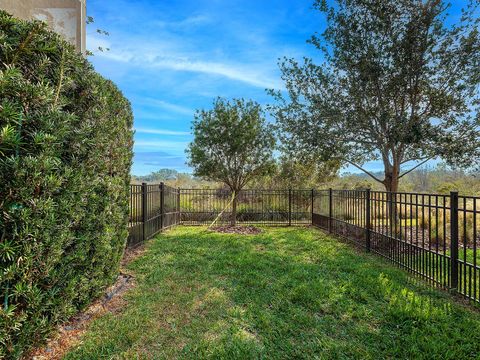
450;191;459;292
365;188;371;252
160;182;164;230
311;189;314;225
177;188;181;225
141;182;148;241
328;188;333;233
288;188;292;226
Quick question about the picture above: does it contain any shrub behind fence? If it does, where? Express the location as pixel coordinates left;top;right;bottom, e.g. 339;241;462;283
127;187;311;245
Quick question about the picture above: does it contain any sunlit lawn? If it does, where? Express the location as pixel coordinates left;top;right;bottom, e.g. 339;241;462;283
65;227;480;359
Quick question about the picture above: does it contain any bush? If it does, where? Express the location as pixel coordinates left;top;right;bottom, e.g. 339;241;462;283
0;12;133;358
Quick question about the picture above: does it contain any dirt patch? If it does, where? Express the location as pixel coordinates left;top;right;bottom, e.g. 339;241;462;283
210;225;262;235
121;242;147;266
29;244;146;360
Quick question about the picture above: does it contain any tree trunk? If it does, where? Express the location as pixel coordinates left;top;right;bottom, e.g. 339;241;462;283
383;168;399;193
383;166;400;235
231;191;237;226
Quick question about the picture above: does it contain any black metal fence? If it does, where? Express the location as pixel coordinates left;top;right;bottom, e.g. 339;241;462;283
180;188;313;225
128;186;312;244
312;189;480;304
127;184;479;304
128;183;180;247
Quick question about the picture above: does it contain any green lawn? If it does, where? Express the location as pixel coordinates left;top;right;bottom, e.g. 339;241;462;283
65;227;480;359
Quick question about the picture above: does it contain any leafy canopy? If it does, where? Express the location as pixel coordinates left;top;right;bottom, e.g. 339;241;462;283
250;156;340;189
187;98;275;192
270;0;480;191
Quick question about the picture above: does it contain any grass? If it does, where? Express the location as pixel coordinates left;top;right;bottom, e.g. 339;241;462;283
65;226;480;359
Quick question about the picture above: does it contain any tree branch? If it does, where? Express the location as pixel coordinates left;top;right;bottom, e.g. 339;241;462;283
54;48;65;108
398;158;432;179
344;159;384;183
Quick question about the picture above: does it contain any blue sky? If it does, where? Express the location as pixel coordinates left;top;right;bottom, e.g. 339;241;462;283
85;0;464;176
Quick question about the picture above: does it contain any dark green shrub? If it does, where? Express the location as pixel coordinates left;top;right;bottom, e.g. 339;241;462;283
0;12;133;358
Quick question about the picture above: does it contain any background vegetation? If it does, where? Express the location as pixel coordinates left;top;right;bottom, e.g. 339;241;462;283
0;12;133;358
133;163;480;195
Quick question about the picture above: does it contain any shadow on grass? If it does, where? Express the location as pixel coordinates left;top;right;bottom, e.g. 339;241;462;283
65;226;480;359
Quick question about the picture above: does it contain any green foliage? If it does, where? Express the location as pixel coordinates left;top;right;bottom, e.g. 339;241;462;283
251;156;339;189
187;98;275;224
134;156;338;190
270;0;480;192
187;98;275;189
134;163;480;196
85;16;110;56
0;11;133;358
133;168;179;183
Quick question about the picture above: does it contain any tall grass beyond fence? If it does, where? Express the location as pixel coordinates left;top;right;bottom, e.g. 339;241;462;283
128;185;479;304
180;188;312;225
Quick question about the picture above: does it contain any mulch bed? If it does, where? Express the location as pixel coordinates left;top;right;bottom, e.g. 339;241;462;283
210;225;262;235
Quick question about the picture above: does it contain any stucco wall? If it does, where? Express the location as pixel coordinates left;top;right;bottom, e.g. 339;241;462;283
0;0;86;53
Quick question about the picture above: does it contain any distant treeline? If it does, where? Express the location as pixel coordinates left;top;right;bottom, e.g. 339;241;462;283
132;164;480;195
131;169;216;188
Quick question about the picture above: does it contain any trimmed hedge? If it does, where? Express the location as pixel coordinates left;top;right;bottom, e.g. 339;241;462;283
0;12;133;358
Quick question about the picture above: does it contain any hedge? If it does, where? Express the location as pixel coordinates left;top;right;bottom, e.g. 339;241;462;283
0;11;134;358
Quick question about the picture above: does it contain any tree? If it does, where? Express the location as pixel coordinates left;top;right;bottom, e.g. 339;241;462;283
270;0;480;192
251;156;339;189
187;98;275;225
135;168;179;183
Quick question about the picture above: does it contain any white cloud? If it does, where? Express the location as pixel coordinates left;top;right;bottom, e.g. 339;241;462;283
88;34;285;90
148;57;283;89
153;15;211;30
134;97;194;116
135;127;190;136
134;140;189;151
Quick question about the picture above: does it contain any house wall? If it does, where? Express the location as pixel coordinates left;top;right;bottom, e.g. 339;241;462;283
0;0;86;53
